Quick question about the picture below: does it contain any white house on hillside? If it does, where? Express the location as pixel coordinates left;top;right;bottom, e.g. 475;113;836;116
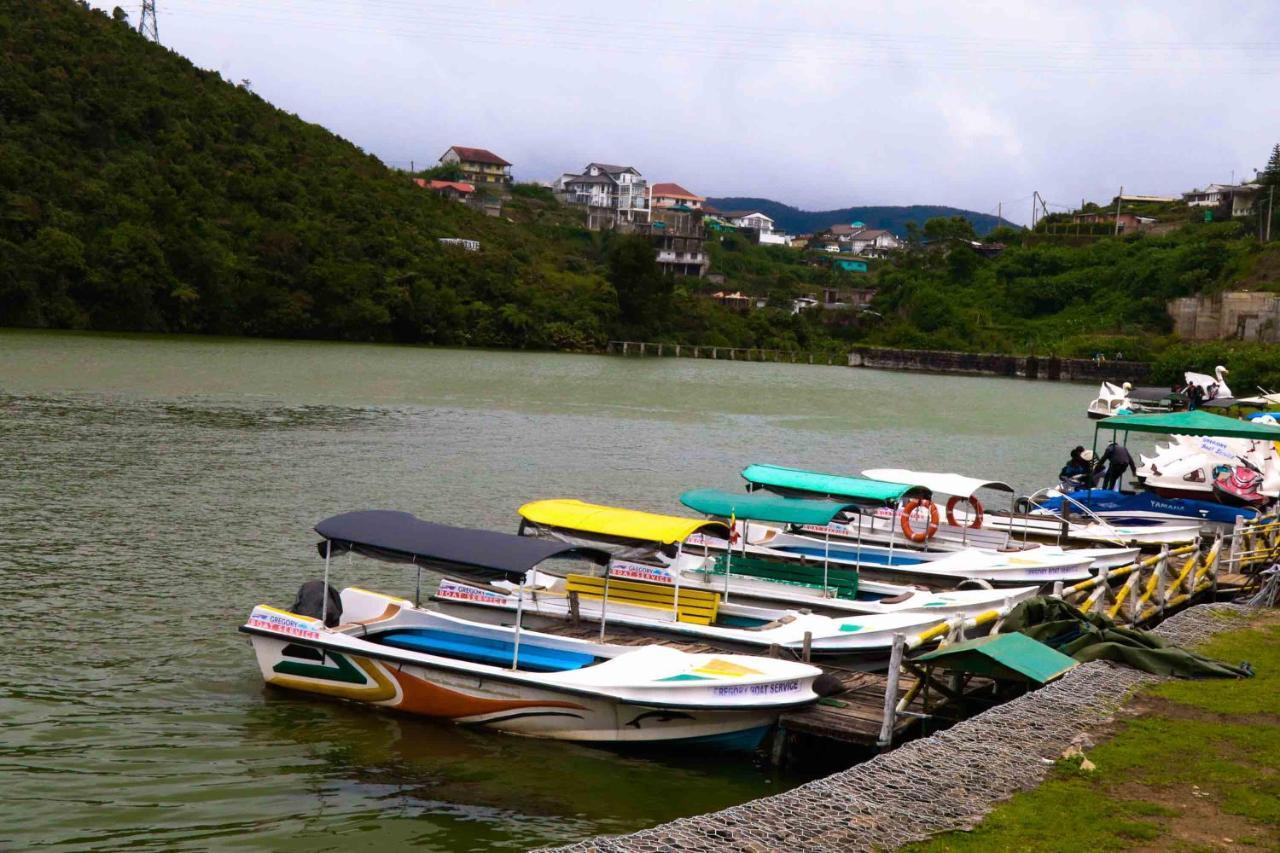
555;163;650;230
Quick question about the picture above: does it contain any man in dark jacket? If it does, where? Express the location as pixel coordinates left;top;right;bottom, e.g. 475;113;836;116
1099;441;1137;490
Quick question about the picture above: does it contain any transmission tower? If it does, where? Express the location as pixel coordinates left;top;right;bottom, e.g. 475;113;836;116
138;0;159;43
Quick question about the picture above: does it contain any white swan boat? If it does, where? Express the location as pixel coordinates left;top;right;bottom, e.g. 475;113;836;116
242;511;822;750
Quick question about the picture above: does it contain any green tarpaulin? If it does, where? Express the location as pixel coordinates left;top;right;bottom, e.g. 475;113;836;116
740;463;928;506
679;488;862;525
1096;410;1280;441
1000;598;1253;679
914;632;1078;683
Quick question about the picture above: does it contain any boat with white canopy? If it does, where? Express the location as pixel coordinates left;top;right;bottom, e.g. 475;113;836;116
241;511;823;749
858;467;1138;567
678;486;1094;586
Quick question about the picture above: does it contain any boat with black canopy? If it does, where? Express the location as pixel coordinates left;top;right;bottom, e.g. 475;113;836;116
241;510;823;749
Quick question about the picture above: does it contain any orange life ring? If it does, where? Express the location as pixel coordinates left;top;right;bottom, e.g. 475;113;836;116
900;499;939;543
945;495;984;529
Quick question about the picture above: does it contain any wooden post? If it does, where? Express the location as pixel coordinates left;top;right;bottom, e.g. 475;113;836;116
657;343;664;357
693;346;700;358
770;727;789;768
802;631;812;663
568;590;581;627
639;342;646;356
622;341;629;355
768;644;781;659
877;633;906;747
1052;581;1064;599
1228;516;1243;572
674;344;681;357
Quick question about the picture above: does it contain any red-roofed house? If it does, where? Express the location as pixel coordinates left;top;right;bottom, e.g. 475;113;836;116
438;146;512;186
413;178;476;201
651;182;705;209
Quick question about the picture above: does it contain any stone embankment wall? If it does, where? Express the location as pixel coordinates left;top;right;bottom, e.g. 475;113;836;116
847;346;1152;382
1168;291;1280;343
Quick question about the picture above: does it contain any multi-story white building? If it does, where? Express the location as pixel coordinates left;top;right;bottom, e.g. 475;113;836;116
555;163;650;230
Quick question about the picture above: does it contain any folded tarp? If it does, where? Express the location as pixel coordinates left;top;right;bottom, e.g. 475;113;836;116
999;597;1253;679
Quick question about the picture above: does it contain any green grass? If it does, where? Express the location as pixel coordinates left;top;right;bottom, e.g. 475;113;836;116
907;616;1280;852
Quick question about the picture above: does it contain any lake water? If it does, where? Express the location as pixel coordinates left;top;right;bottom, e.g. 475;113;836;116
0;330;1088;850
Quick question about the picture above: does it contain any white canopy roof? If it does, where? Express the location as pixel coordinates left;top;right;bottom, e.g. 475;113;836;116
862;468;1014;497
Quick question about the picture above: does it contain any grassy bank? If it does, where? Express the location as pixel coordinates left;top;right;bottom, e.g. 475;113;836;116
910;611;1280;852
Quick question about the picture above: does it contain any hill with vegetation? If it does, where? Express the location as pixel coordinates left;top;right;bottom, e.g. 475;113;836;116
706;198;1011;236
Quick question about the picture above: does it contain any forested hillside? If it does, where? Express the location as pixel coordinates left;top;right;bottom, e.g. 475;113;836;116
0;0;620;346
706;198;1009;236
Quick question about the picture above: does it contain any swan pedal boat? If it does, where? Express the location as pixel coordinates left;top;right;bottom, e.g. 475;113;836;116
242;512;822;749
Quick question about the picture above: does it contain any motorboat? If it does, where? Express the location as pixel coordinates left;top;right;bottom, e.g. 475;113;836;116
1137;432;1280;503
732;463;1129;572
513;499;1034;613
241;511;822;750
433;573;1029;663
678;487;1096;587
1032;488;1258;530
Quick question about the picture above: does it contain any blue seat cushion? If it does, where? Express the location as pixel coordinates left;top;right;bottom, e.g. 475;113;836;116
375;629;596;673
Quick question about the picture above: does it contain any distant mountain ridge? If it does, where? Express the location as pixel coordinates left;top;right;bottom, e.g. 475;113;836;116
705;198;1012;237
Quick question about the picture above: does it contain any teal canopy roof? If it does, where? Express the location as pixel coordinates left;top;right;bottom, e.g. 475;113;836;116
1096;410;1280;440
679;489;863;525
741;463;929;506
914;632;1077;684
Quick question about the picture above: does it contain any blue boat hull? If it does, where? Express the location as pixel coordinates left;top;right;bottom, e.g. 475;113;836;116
1040;490;1257;527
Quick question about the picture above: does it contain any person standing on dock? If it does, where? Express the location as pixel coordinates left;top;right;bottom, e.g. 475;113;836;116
1098;441;1137;490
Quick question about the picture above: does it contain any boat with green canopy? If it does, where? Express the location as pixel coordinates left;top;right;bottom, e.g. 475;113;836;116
679;488;1093;587
740;464;930;505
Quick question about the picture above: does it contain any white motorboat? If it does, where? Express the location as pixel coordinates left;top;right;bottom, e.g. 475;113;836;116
242;511;822;750
433;573;1029;664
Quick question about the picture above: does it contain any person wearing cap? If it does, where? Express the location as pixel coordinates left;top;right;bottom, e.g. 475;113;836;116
1059;448;1094;491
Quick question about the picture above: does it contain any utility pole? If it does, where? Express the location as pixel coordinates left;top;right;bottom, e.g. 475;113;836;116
997;201;1001;226
1031;192;1037;230
1268;186;1275;242
1113;186;1124;236
139;0;158;43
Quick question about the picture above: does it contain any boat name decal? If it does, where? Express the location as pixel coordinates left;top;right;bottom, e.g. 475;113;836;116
608;559;674;585
799;523;854;537
713;680;801;697
250;612;320;640
437;579;508;603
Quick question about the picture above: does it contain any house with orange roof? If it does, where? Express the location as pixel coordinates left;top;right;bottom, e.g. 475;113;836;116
650;182;706;210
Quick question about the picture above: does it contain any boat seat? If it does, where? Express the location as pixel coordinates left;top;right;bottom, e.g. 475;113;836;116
710;555;860;599
334;603;401;634
564;574;720;625
376;628;595;673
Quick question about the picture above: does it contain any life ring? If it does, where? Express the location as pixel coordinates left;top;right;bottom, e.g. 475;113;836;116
900;499;939;543
945;495;984;529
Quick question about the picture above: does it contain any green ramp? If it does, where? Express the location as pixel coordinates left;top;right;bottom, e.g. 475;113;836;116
913;632;1078;684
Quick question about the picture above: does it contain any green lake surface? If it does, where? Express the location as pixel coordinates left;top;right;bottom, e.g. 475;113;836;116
0;330;1089;850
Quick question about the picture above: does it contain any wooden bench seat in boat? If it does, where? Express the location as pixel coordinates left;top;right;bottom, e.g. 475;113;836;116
710;555;860;599
564;573;720;625
376;628;596;673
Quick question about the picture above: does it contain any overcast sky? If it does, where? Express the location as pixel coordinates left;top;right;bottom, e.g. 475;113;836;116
96;0;1279;223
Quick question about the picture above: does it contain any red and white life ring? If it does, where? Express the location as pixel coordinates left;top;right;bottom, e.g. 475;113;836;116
945;495;984;529
900;499;939;543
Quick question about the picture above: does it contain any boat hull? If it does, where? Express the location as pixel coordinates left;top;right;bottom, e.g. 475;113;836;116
248;631;780;747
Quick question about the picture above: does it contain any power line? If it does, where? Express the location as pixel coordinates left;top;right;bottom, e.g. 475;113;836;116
138;0;158;42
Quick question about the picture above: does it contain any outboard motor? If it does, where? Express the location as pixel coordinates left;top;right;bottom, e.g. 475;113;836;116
290;580;343;627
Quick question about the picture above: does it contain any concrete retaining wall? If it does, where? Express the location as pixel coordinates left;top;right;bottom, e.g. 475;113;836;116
847;346;1153;382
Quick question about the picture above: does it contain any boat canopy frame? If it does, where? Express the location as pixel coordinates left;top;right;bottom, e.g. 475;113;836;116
313;510;608;671
740;463;930;507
